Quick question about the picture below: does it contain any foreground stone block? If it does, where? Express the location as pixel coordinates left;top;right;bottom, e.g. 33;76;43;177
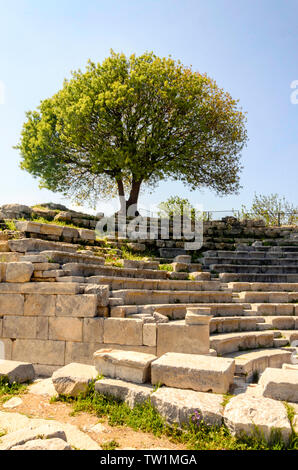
12;339;65;366
56;294;100;317
5;263;34;283
224;394;292;444
259;367;298;403
151;353;235;393
0;360;35;383
95;377;153;407
150;387;224;427
52;363;98;397
11;438;72;451
0;423;67;450
94;349;157;383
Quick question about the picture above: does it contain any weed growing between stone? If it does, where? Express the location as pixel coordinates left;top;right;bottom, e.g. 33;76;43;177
52;382;298;451
0;376;28;403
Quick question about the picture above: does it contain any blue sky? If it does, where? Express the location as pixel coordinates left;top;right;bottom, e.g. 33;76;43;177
0;0;297;216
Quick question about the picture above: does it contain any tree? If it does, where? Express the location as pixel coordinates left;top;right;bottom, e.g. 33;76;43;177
239;193;298;226
157;196;194;218
16;51;247;214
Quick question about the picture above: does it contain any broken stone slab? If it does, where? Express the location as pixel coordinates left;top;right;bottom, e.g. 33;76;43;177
0;423;67;450
0;360;35;384
5;262;34;283
259;367;298;403
11;437;72;450
224;394;292;444
282;363;298;371
151;353;235;394
153;312;169;323
95;377;153;407
150;386;224;427
28;378;58;398
52;363;98;397
94;349;157;383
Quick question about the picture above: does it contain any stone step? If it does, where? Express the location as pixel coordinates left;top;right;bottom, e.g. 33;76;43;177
219;273;298;283
111;302;247;319
210;264;298;274
40;250;105;266
263;316;298;330
254;245;298;251
278;330;298;343
85;275;221;292
62;263;169;280
205;257;298;266
273;338;290;347
204;250;298;260
210;331;274;355
256;323;273;331
227;282;298;292
110;289;232;305
8;238;78;254
237;291;298;303
210;316;264;334
224;348;292;381
247;304;298;316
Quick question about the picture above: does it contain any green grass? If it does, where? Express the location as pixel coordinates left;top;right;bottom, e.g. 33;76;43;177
0;376;28;403
101;439;120;450
52;381;298;450
159;264;173;272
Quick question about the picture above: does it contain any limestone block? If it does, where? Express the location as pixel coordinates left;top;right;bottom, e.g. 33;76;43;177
282;363;298;371
11;438;72;451
224;394;292;444
143;323;157;347
36;317;49;340
83;318;104;343
95;377;153;407
78;229;95;241
3;316;37;339
0;294;24;316
190;272;210;281
49;317;83;342
15;221;41;233
24;294;56;316
127;243;146;252
0;424;67;450
0;282;82;295
174;255;191;264
150;386;223;427
151;353;235;394
5;262;34;283
12;339;65;366
52;362;98;397
153;312;169;323
83;284;109;304
94;349;157;383
185;307;213;325
65;342;102;365
0;241;10;252
259;367;298;403
56;294;99;317
104;318;143;346
39;223;63;237
156;322;210;357
62;226;79;239
0;360;35;383
0;338;13;359
172;262;189;273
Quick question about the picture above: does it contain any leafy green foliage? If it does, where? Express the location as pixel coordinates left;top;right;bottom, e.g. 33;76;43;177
17;51;247;210
238;193;298;226
0;376;28;403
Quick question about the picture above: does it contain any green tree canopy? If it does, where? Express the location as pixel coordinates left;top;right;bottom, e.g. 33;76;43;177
17;51;247;213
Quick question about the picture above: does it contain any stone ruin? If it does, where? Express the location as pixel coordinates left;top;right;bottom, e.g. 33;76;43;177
0;203;297;445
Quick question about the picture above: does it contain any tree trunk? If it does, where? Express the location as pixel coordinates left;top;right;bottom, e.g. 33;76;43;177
126;179;142;216
116;178;142;216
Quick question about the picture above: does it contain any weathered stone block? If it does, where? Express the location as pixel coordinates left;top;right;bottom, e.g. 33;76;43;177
52;363;98;397
259;367;298;403
12;339;65;366
49;317;83;342
0;294;24;316
95;378;153;407
150;386;223;427
104;318;143;346
143;323;157;347
56;294;99;317
3;316;37;339
224;394;292;444
0;282;82;295
83;318;104;343
24;294;56;316
156;322;210;356
36;317;49;340
65;341;102;365
5;262;34;283
94;349;157;383
0;360;35;383
151;353;235;394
